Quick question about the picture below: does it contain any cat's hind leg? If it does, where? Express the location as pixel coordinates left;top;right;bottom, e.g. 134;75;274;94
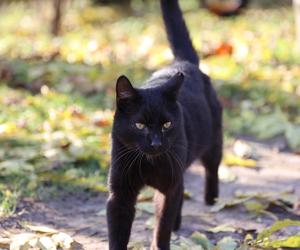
201;127;222;205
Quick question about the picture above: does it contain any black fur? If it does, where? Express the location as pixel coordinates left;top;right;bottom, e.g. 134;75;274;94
160;0;199;65
107;0;223;249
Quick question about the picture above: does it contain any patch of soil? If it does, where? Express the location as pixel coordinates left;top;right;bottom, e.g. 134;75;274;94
1;140;300;249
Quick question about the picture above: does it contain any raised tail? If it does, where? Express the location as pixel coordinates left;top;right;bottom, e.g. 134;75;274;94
160;0;199;65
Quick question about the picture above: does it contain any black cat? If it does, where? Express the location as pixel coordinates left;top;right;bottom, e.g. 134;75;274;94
106;0;222;249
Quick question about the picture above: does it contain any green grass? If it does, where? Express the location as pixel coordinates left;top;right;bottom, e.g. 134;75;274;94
0;84;111;215
0;0;300;215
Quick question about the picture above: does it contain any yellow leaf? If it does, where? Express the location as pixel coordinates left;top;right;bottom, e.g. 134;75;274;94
223;153;257;167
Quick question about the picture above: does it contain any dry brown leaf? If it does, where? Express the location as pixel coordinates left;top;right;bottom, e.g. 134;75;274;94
0;237;11;249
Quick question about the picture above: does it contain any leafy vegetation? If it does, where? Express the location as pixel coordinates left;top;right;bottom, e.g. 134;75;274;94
0;84;111;215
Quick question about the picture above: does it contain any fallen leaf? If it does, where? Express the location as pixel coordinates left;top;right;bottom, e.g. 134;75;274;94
217;236;238;250
210;197;250;213
235;189;296;213
263;235;300;249
145;216;155;229
219;165;237;183
97;209;106;216
175;236;204;250
26;225;58;235
204;42;234;58
243;200;277;220
244;200;268;213
223;153;257;168
37;236;57;250
184;190;193;200
232;140;254;159
253;219;300;249
190;232;214;250
235;243;249;250
136;202;155;214
171;245;183;250
137;187;154;202
128;241;145;250
207;224;236;233
52;232;73;249
10;233;37;250
256;219;300;242
0;237;11;249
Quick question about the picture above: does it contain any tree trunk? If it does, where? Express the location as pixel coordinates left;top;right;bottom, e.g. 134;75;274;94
294;0;300;49
51;0;64;36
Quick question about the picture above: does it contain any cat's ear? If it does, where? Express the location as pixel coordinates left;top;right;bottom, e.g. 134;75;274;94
162;72;184;100
116;75;137;101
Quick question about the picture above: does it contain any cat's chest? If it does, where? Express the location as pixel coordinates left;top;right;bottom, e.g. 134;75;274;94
141;155;183;191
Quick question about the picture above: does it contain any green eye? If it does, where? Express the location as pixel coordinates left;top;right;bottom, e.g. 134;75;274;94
135;123;145;130
163;121;172;129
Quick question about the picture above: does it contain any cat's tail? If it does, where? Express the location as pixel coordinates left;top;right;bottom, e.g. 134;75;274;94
160;0;199;65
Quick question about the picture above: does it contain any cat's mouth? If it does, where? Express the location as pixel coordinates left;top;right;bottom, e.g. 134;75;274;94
142;147;167;157
147;151;163;157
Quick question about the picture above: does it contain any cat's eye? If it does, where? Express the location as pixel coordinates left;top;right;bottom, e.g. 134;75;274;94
135;123;145;130
163;121;172;129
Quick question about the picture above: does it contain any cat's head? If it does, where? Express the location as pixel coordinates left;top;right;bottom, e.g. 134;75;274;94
113;72;184;156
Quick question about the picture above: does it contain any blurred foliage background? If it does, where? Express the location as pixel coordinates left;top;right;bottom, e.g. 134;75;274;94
0;0;299;215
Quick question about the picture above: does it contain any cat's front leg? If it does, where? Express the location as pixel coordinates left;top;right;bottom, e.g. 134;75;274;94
151;184;183;250
107;191;137;250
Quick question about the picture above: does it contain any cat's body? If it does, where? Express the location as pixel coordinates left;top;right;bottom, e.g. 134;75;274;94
107;0;222;249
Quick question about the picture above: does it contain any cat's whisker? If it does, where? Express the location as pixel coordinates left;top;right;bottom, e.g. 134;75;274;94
121;155;136;194
166;152;175;186
113;151;132;167
137;152;144;184
173;152;185;173
120;149;139;191
121;149;139;177
167;150;184;176
112;147;138;166
124;150;141;196
114;150;136;180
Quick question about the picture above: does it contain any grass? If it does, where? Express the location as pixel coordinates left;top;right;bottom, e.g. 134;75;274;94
0;0;299;215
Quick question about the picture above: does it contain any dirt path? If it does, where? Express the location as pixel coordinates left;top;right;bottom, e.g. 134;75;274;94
1;140;300;249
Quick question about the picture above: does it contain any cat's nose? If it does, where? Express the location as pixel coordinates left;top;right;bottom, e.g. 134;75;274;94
151;136;162;150
151;141;162;150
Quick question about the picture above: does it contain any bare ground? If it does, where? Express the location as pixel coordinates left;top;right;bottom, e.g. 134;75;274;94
1;140;300;249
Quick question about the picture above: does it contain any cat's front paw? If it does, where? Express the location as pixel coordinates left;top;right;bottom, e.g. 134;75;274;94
173;214;181;231
205;191;218;205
